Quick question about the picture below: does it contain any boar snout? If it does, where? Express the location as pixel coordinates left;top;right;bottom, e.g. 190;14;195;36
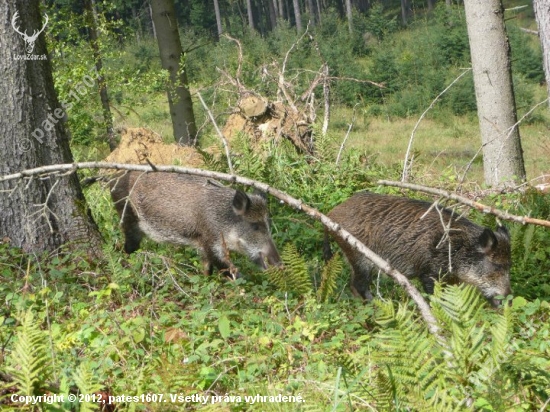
252;244;282;269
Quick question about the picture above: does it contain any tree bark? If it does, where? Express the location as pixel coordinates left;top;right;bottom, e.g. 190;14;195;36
150;0;198;145
267;0;278;29
292;0;303;32
83;0;116;152
213;0;223;38
463;0;526;186
345;0;353;32
247;0;255;31
400;0;409;25
306;0;316;25
278;0;285;20
0;0;102;254
533;0;550;106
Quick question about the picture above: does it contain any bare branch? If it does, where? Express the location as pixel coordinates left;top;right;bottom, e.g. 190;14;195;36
520;27;538;35
402;68;472;182
336;103;359;166
220;34;244;92
378;179;550;228
197;91;234;174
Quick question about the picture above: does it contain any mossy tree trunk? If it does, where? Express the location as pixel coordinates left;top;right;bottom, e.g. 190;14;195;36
0;0;102;254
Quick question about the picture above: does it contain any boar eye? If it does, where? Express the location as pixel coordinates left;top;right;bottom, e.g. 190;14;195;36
251;223;260;231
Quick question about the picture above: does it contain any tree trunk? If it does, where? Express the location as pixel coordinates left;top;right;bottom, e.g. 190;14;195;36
533;0;550;106
292;0;303;32
316;0;322;24
427;0;434;11
213;0;223;38
400;0;409;25
83;0;116;152
278;0;285;20
247;0;255;31
150;0;197;145
345;0;353;33
149;2;157;39
0;0;102;254
267;0;278;29
463;0;526;186
306;0;316;25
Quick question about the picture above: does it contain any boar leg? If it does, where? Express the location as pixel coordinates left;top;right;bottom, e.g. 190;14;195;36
201;249;239;278
120;208;144;254
348;252;374;301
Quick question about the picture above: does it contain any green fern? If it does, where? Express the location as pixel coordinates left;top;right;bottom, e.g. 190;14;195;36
431;284;494;390
73;362;103;412
337;284;516;410
370;301;445;410
316;253;343;303
6;310;53;398
266;243;312;295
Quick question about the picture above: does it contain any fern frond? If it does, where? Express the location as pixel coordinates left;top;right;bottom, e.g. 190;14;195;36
316;253;343;303
6;310;52;397
73;362;103;412
369;301;446;409
431;284;490;382
266;243;312;295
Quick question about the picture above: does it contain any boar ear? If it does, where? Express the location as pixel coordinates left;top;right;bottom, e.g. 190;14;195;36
478;228;498;253
496;225;510;240
232;190;251;215
252;188;267;200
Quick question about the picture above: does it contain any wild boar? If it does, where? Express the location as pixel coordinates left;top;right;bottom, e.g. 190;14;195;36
109;172;281;275
325;192;512;306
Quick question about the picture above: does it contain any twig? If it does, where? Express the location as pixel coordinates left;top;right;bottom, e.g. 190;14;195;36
520;27;538;35
197;91;234;174
378;179;550;228
336;103;359;166
322;64;330;136
220;34;244;92
459;98;548;185
402;68;472;182
278;23;311;112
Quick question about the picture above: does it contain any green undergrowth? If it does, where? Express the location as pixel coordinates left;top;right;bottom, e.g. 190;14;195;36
1;242;549;411
2;142;550;411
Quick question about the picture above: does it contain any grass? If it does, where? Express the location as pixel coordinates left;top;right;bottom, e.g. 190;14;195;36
328;99;550;185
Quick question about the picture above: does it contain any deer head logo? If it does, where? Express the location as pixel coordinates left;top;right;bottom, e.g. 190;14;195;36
11;12;49;55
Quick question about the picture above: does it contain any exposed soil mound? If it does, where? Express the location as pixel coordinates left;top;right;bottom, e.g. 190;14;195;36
104;128;204;167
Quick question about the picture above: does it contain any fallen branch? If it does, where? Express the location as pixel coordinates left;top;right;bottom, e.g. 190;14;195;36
1;162;441;336
378;180;550;228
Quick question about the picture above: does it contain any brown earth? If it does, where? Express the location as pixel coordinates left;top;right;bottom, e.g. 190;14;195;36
104;127;205;167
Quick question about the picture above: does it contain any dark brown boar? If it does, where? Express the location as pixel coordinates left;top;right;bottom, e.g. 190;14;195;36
326;192;512;306
110;172;281;275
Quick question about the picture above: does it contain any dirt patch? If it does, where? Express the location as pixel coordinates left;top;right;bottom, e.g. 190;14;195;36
104;128;205;167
